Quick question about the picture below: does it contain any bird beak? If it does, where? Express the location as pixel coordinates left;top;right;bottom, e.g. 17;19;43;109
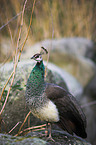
31;56;34;59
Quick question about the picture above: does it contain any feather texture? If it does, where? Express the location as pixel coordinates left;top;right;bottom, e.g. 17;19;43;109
45;83;87;138
26;55;87;138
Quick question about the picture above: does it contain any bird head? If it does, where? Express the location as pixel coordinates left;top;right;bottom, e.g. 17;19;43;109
31;47;48;63
31;53;42;62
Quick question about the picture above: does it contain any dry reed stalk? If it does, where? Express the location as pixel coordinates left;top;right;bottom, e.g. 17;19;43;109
81;100;96;108
15;124;46;136
45;2;54;78
8;121;22;134
22;128;46;136
0;0;36;115
0;12;22;30
0;0;27;114
16;111;31;136
0;71;14;101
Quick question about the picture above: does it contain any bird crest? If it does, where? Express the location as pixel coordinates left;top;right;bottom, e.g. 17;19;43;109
31;47;48;62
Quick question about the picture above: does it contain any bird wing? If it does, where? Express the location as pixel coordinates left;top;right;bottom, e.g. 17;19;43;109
45;83;87;138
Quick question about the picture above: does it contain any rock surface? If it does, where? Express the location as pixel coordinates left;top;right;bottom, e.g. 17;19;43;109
0;130;91;145
22;37;95;59
0;60;82;135
0;133;48;145
0;60;91;144
80;74;96;145
84;74;96;99
0;37;96;145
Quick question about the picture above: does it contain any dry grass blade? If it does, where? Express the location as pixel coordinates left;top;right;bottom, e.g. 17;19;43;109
0;117;7;133
0;0;27;115
8;121;22;134
19;128;46;136
15;124;46;136
16;111;31;136
0;14;14;100
81;100;96;108
0;71;14;101
0;0;36;115
0;12;22;30
45;4;54;78
18;0;36;62
24;124;46;131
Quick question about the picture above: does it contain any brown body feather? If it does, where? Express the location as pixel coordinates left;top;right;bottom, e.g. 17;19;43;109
45;83;87;138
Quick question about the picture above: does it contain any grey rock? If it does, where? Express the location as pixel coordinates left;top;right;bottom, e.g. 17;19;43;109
0;133;48;145
0;60;82;135
0;60;83;97
47;62;83;97
81;74;96;145
47;130;91;145
0;60;92;144
22;37;94;59
81;96;96;145
0;130;91;145
84;74;96;99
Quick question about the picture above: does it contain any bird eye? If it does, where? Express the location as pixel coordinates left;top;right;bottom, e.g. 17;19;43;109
36;55;39;58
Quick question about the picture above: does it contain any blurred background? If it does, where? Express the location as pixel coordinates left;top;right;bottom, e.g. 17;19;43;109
0;0;96;63
0;0;96;145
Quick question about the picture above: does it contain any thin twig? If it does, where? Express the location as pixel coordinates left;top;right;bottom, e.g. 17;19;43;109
17;111;31;136
24;124;46;131
45;2;54;77
16;0;28;56
0;0;29;115
20;128;46;136
1;119;7;133
0;11;22;31
28;115;30;127
31;128;45;132
0;11;14;65
81;100;96;108
0;0;36;115
8;121;22;134
18;0;36;62
15;124;46;136
0;71;14;101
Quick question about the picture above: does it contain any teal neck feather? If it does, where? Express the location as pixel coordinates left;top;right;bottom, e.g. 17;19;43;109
27;61;45;96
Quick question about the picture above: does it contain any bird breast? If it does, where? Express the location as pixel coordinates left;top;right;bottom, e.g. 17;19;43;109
32;100;59;122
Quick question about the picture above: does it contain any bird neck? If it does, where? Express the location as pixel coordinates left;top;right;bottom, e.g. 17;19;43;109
32;60;45;81
27;60;45;96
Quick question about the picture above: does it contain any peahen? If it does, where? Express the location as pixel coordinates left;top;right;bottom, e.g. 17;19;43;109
25;47;87;139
